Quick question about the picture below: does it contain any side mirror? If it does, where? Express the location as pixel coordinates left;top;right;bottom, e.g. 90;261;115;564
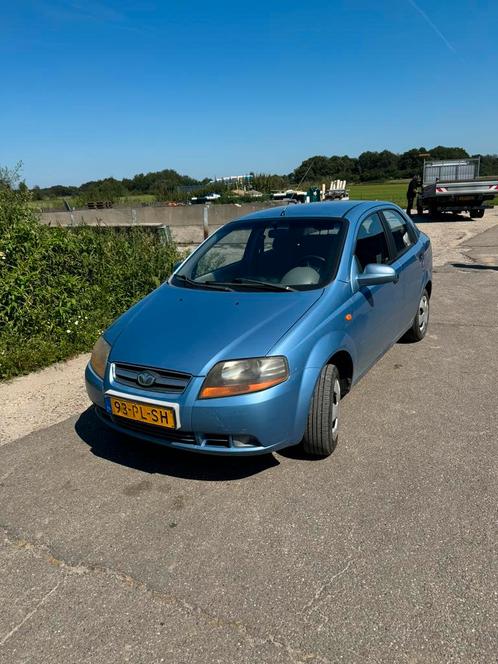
357;264;398;287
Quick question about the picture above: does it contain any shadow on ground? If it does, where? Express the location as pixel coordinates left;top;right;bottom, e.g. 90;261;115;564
410;212;472;224
75;407;279;481
451;262;498;271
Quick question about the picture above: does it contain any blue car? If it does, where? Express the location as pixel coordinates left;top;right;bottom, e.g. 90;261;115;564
85;201;432;457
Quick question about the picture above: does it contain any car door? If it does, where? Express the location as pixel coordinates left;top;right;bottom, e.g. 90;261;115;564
348;212;400;377
380;209;422;335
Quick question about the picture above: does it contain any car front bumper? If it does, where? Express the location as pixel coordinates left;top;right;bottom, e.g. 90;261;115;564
85;361;317;456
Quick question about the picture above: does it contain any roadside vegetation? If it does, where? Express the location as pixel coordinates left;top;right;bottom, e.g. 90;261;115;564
0;167;179;380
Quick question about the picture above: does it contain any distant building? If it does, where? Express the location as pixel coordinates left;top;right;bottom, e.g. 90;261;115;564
210;174;254;185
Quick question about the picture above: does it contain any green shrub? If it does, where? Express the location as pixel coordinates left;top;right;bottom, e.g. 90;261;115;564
0;182;179;380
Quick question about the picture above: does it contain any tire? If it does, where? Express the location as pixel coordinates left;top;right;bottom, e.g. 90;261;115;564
302;364;341;457
429;205;439;219
470;208;484;219
403;289;430;342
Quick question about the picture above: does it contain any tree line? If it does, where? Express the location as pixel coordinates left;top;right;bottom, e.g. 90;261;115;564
291;146;498;183
30;146;498;201
31;169;206;203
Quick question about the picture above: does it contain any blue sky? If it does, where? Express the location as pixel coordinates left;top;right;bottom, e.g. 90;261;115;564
1;0;497;187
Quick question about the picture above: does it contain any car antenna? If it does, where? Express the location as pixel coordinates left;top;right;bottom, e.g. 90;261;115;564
286;156;317;206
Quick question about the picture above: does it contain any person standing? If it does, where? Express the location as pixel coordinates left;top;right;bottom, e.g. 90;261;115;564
406;175;420;215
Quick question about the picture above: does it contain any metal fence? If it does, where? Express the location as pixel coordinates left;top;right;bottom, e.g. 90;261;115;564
423;158;480;185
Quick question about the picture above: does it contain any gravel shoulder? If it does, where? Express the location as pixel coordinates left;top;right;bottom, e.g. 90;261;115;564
415;208;498;266
2;208;497;446
0;354;90;447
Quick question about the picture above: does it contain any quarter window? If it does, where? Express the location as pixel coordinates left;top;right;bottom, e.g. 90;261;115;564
354;214;391;271
382;209;414;257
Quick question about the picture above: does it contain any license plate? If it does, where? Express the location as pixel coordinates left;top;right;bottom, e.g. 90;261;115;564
458;196;475;201
109;397;176;429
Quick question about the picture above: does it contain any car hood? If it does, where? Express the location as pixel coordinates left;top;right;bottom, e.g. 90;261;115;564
108;284;323;376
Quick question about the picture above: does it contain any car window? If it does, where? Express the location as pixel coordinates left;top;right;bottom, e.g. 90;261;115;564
354;214;391;271
382;209;414;257
174;217;347;290
193;229;252;279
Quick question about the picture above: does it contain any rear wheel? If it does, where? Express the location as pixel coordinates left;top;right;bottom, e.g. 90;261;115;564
403;289;430;342
470;208;484;219
302;364;341;458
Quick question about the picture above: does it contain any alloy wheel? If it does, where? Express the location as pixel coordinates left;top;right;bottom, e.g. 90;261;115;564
418;294;429;333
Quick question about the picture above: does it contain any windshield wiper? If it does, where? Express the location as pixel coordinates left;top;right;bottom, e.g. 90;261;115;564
175;274;233;291
208;278;296;292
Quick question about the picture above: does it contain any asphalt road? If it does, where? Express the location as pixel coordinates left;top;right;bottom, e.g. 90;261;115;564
1;232;497;663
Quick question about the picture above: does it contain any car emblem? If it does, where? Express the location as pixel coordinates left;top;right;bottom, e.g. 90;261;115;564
137;371;156;387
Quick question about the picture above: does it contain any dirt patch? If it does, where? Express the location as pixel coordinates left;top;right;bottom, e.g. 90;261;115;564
0;354;90;447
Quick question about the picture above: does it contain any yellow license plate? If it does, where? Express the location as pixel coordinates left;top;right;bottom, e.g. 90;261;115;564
110;397;176;429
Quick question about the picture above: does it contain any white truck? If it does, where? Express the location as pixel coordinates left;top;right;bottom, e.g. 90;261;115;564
417;158;498;219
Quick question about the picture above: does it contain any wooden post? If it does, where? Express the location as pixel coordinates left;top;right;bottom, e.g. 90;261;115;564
203;205;209;239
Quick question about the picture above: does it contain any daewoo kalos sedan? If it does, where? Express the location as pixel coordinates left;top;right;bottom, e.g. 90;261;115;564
85;201;432;457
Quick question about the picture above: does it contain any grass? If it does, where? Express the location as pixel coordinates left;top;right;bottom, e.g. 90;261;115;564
30;193;158;210
349;182;408;207
30;197;68;210
117;194;157;205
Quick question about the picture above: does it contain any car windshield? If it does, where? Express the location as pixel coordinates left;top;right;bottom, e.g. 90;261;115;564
172;217;347;291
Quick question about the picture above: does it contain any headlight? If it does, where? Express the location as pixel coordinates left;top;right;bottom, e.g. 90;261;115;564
90;335;111;379
199;356;289;399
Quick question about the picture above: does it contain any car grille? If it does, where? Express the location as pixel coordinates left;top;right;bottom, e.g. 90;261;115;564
112;417;198;443
96;407;197;443
115;419;231;446
113;362;191;394
96;407;251;449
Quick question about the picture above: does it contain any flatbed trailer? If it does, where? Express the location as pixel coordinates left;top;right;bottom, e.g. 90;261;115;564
416;158;498;219
323;179;350;201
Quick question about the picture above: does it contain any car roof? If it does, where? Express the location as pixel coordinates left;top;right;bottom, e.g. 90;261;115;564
234;200;399;224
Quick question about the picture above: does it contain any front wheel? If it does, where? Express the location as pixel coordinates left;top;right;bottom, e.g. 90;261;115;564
403;289;430;342
302;364;341;457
